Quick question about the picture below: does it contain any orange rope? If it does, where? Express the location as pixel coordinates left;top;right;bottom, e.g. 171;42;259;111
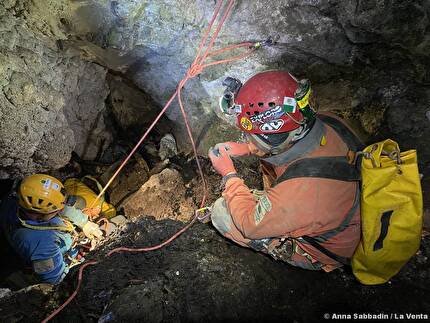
43;1;259;321
191;0;224;67
205;42;255;58
199;0;236;64
90;0;254;208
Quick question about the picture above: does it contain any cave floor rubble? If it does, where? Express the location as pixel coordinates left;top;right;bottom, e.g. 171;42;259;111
1;218;429;323
0;156;429;323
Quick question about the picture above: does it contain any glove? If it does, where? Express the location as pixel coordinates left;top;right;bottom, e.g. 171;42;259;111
82;221;103;240
215;142;251;158
208;145;236;177
82;206;101;221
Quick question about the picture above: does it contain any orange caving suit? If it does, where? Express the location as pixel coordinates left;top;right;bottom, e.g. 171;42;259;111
212;114;361;271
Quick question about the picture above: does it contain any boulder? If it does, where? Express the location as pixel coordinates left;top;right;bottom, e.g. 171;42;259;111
123;168;196;222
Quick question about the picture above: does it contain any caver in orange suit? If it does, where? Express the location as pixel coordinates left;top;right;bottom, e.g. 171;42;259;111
208;71;361;271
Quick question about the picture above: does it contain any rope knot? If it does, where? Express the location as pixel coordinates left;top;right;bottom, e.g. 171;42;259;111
187;63;204;78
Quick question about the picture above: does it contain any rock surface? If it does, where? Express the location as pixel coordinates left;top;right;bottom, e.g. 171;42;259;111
107;74;171;139
158;133;177;161
1;0;429;177
123;168;196;222
45;0;429;172
99;155;150;207
0;0;112;178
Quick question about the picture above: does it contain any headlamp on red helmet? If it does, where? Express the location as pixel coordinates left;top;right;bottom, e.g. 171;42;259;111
219;76;242;115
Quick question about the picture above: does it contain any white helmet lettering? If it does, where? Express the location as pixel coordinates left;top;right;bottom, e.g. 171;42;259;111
259;119;284;132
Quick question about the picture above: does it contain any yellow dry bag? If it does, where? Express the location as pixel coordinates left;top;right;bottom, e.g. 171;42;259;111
64;176;116;219
351;139;423;285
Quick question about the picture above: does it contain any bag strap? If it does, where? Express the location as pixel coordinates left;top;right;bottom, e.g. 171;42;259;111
318;114;365;151
272;156;360;187
81;175;106;205
272;116;363;266
272;156;360;251
298;236;351;266
81;175;104;194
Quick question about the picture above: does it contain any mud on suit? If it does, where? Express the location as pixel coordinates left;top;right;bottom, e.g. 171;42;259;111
211;114;361;271
0;196;89;284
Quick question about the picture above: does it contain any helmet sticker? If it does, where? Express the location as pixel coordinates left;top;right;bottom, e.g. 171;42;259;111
52;183;60;191
250;105;284;124
254;195;272;225
42;179;51;190
234;104;242;113
240;117;253;130
260;119;285;132
283;96;297;113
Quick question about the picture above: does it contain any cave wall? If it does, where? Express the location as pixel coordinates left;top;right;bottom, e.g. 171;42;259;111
0;0;113;179
0;0;429;178
58;0;430;172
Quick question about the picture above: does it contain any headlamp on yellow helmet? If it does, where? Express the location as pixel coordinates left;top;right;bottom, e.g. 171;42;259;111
18;174;66;214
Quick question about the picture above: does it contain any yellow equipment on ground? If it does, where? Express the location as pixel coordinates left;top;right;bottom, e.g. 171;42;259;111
64;176;116;219
351;139;423;285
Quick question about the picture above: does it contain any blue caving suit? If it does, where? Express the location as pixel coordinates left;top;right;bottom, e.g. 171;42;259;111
0;196;89;284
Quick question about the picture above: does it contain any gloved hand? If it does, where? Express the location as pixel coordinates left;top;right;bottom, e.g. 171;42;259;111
82;221;103;240
208;145;236;177
82;206;101;220
215;142;251;158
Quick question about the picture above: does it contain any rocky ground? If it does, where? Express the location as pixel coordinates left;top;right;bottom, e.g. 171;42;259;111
1;218;429;323
0;156;429;323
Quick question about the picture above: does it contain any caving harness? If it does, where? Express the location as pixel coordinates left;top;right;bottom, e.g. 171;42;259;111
15;208;90;268
17;215;75;233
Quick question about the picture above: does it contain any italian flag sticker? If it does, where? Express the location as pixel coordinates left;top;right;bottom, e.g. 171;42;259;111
283;97;297;113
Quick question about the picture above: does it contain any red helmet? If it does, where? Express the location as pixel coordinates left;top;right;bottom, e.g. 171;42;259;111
235;71;304;135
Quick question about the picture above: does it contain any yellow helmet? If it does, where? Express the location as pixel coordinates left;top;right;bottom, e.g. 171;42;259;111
18;174;66;214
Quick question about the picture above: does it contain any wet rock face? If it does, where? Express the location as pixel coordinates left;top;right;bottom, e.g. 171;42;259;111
0;1;111;179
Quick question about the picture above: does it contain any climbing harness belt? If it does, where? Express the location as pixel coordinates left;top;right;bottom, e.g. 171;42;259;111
17;216;75;233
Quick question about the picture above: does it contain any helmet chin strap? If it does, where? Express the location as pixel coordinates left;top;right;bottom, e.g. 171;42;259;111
246;123;312;156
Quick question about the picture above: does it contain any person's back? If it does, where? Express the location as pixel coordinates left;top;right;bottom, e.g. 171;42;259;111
208;71;361;271
0;174;103;285
1;196;75;284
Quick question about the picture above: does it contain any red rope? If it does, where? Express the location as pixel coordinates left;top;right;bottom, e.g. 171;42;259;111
41;261;98;323
43;0;259;321
107;216;198;256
